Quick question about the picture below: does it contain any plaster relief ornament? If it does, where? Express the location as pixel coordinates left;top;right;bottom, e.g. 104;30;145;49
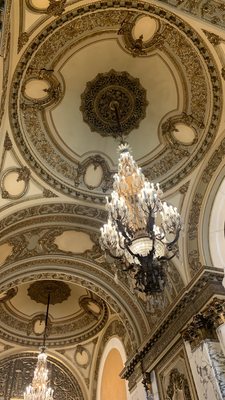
80;70;148;137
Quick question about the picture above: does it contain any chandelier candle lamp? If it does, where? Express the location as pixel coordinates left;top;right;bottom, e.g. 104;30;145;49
100;143;182;297
24;293;54;400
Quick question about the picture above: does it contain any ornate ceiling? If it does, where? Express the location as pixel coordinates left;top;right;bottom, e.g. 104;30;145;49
0;0;225;399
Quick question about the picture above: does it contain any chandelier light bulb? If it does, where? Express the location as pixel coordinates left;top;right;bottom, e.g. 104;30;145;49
24;351;54;400
100;143;182;296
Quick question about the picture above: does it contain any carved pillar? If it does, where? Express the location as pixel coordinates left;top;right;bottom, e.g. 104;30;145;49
182;298;225;400
205;298;225;356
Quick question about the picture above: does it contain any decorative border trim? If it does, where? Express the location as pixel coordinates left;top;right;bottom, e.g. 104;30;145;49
9;1;222;201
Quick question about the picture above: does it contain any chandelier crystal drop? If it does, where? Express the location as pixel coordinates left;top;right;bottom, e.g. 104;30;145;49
100;143;182;295
24;292;53;400
24;350;54;400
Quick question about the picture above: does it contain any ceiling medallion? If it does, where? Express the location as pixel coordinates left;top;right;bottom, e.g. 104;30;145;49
80;70;148;137
27;280;71;305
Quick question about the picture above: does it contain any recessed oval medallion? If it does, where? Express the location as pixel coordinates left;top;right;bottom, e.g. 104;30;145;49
29;0;49;11
2;170;27;198
24;79;50;100
84;164;103;189
173;123;197;145
132;16;158;42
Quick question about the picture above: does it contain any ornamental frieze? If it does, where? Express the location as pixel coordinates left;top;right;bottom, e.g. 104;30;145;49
157;0;225;29
9;2;221;200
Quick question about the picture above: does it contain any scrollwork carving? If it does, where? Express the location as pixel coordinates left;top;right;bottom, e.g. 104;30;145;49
157;0;225;29
121;13;165;57
166;368;192;400
203;30;222;46
80;69;148;137
17;32;29;53
0;353;84;400
74;155;113;192
47;0;66;17
9;4;221;199
4;132;12;150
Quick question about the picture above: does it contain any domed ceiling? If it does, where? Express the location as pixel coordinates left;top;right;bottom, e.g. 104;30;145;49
9;3;221;202
0;280;108;346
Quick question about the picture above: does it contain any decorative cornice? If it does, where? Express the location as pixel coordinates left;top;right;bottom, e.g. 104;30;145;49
0;202;107;241
182;297;225;349
121;267;225;383
157;0;225;30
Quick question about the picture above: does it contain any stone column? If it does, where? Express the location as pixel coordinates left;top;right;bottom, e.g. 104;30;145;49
182;298;225;400
127;362;160;400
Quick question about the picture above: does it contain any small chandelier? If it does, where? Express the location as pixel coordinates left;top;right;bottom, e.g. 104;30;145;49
100;142;182;296
24;293;54;400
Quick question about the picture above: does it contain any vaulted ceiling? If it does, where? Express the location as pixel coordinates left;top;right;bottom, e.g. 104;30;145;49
0;1;225;399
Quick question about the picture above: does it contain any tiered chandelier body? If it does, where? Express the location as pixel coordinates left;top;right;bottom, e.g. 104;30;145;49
100;143;182;295
24;351;53;400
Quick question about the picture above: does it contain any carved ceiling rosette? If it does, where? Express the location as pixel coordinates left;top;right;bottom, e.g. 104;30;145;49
8;3;221;201
80;69;148;137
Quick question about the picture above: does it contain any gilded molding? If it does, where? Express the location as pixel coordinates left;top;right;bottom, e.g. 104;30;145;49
121;14;165;57
0;287;17;303
203;30;223;46
182;298;225;349
3;132;12;151
0;203;107;240
166;368;192;400
1;166;30;199
121;267;224;382
80;69;148;137
0;293;109;346
17;31;29;53
0;0;12;57
9;2;221;200
157;0;225;29
46;0;66;17
0;262;147;347
92;319;132;400
187;138;225;276
74;155;113;192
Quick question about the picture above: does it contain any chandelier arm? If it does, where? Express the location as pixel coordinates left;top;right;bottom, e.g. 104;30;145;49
165;226;181;249
115;218;132;242
106;248;125;260
122;263;136;272
125;243;138;258
158;251;177;262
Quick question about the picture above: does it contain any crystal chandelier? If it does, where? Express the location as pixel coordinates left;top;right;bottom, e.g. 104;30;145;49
100;143;182;296
24;294;53;400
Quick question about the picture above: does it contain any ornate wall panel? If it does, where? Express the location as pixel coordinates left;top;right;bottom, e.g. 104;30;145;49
156;342;197;400
0;353;85;400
